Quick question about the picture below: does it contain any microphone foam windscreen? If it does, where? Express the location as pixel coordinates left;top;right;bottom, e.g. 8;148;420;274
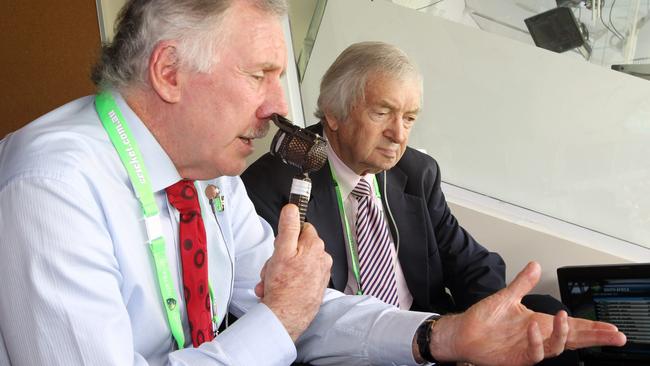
270;114;327;173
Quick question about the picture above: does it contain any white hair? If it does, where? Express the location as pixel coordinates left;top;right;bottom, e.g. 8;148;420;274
91;0;287;90
315;41;423;122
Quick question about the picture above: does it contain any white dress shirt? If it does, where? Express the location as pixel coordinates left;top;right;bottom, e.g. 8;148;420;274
0;92;432;366
326;142;414;310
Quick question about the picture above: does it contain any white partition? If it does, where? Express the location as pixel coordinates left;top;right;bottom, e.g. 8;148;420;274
301;0;650;249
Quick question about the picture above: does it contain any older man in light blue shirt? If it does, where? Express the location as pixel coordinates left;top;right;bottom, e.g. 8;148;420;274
0;1;626;365
0;89;426;365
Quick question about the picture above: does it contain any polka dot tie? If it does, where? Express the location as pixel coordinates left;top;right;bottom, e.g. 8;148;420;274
166;180;213;347
351;179;399;307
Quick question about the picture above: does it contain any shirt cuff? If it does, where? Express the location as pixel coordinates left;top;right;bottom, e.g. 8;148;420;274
368;310;436;365
216;302;297;365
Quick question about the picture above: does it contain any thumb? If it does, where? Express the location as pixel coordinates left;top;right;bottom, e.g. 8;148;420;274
255;280;265;298
255;261;269;298
274;204;301;257
505;261;541;302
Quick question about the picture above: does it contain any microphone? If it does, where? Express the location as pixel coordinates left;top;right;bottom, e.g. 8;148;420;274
269;114;327;226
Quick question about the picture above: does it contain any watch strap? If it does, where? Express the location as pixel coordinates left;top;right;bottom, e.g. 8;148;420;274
416;314;441;364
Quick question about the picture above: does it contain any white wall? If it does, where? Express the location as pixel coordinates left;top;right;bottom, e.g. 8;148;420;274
96;0;125;42
288;0;319;62
443;183;650;297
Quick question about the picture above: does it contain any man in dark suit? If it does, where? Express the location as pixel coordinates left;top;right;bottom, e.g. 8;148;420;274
243;41;505;315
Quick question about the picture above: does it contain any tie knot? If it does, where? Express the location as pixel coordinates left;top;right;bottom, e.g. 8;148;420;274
351;179;372;199
165;180;199;212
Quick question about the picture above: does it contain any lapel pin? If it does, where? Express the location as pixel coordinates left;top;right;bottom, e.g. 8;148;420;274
205;184;225;213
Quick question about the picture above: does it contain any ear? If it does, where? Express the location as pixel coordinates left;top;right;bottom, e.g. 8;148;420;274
323;112;341;132
148;41;183;103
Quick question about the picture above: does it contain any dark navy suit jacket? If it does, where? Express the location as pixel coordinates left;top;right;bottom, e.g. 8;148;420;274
241;124;506;313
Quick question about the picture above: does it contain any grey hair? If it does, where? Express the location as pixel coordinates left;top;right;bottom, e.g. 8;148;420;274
315;41;422;123
91;0;287;90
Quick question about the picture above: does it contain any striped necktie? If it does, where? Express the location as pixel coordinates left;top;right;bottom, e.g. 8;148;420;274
351;179;399;306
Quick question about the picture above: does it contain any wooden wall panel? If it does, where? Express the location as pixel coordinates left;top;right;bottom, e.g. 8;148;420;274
0;1;101;138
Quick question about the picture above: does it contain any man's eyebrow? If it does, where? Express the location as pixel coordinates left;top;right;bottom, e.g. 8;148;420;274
375;100;396;109
376;100;420;114
407;107;421;115
259;62;286;77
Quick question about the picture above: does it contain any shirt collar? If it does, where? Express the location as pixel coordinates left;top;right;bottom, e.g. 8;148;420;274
112;91;181;192
325;136;375;200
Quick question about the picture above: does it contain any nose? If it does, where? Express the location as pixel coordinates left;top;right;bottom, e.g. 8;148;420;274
385;116;408;144
257;78;289;119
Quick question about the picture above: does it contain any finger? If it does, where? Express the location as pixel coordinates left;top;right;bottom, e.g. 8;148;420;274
527;321;545;364
566;317;626;349
297;223;323;251
566;328;627;349
274;204;301;257
547;311;569;357
319;252;333;285
255;261;268;298
259;260;268;279
504;261;541;302
255;280;264;298
322;252;333;272
569;317;619;331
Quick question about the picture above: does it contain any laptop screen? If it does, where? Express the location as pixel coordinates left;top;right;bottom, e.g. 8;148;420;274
557;263;650;364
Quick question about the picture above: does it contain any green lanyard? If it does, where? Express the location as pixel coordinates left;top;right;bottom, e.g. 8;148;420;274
328;164;381;295
95;92;218;350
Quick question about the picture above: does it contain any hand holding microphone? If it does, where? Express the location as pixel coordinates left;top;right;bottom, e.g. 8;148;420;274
269;114;327;227
257;116;332;341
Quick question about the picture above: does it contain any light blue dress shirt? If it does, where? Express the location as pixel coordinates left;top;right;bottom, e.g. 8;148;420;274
0;92;432;365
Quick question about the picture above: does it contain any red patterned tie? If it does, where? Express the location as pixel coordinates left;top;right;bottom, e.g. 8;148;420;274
165;180;213;347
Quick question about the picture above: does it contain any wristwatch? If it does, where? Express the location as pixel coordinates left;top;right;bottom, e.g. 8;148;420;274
416;314;441;364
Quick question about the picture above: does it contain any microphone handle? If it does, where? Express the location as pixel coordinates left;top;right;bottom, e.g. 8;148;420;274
289;175;311;227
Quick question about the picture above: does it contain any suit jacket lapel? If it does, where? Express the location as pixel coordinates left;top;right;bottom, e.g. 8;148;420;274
378;168;430;309
307;162;349;291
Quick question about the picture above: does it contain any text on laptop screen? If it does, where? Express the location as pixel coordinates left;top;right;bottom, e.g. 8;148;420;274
558;264;650;364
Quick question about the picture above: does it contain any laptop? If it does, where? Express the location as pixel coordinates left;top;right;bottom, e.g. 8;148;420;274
557;263;650;366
